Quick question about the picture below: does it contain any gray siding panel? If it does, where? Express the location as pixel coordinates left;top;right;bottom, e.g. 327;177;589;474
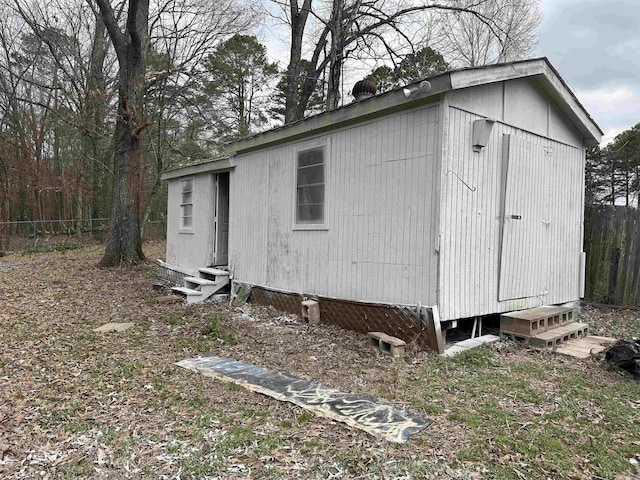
229;105;441;306
439;106;584;321
165;174;215;272
449;78;584;148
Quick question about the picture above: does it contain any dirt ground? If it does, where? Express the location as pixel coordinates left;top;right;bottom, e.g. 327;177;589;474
1;241;639;479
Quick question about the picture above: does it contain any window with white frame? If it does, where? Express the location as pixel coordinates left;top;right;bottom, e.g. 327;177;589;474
180;178;194;230
296;147;325;226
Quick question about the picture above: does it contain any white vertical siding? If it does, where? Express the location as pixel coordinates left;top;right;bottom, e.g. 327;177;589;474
165;173;216;272
229;104;441;305
439;106;585;321
448;78;584;149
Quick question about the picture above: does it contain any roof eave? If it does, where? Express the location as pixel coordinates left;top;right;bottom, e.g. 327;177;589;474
226;73;452;155
161;156;236;180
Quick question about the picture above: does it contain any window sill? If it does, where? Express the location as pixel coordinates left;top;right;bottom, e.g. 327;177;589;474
178;229;194;234
293;224;329;231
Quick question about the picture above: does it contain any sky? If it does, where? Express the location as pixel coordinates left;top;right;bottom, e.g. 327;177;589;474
260;0;639;146
536;0;640;145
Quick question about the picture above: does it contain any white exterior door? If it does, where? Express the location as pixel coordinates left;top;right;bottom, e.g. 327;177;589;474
209;172;230;266
499;135;552;301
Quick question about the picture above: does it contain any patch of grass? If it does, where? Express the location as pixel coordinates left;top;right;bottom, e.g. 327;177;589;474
181;451;215;478
0;359;10;377
241;408;268;419
217;426;257;453
99;427;119;445
302;440;325;451
22;240;79;255
63;420;91;435
411;398;445;415
227;382;242;392
414;344;640;479
188;397;205;410
63;459;90;479
141;466;156;477
255;466;286;480
201;313;236;344
114;360;143;380
254;434;286;456
160;313;185;326
279;420;292;429
182;337;211;353
297;411;313;424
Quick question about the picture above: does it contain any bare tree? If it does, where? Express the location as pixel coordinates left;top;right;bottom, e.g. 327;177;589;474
274;0;530;123
141;0;255;239
435;0;541;67
95;0;149;265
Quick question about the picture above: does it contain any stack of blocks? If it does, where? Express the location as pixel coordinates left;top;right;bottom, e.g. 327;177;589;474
500;306;589;347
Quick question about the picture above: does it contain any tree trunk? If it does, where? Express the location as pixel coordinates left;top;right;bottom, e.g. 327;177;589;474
96;0;149;266
284;0;311;124
326;0;343;111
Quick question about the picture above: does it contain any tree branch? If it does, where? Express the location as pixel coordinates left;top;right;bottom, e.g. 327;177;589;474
93;0;127;57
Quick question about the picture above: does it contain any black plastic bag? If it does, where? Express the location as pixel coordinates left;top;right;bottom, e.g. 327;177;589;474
605;340;640;382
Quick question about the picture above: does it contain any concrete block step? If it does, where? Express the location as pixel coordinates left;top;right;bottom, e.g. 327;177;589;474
501;305;574;337
529;322;589;347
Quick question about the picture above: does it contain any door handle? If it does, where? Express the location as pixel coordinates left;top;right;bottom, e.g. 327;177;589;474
509;215;522;220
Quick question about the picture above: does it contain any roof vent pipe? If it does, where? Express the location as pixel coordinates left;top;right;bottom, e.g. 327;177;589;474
352;79;377;101
403;80;431;98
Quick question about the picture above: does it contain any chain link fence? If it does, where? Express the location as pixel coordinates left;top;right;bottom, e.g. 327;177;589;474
0;218;165;251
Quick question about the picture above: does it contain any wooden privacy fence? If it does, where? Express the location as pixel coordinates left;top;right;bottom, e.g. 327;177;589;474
584;205;640;306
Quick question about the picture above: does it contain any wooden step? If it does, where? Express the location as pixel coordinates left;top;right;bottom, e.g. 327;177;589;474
554;335;617;359
184;276;217;287
198;267;229;277
171;286;202;305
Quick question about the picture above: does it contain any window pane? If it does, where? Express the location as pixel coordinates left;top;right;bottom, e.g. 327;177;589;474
182;179;193;192
298;164;324;186
182;204;192;217
183;216;192;228
298;149;323;167
182;191;192;204
298;185;324;205
297;204;324;224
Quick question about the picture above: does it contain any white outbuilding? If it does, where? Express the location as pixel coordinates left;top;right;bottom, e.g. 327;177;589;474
160;57;602;352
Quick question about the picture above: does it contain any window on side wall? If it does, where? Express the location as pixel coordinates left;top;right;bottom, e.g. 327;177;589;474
180;178;194;231
295;146;326;228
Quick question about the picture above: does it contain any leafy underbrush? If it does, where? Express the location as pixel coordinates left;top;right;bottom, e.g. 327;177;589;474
22;240;79;255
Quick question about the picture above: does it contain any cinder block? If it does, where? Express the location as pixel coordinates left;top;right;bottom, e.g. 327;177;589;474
529;322;589;347
500;315;547;336
501;306;576;337
301;299;320;325
368;332;406;357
